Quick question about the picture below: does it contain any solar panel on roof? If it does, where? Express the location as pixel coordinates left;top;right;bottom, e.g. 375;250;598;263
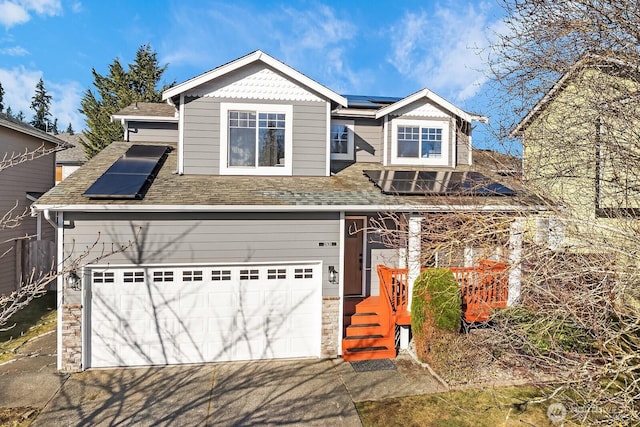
363;170;516;196
83;145;170;199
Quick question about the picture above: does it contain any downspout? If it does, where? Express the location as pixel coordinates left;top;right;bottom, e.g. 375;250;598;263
595;117;603;213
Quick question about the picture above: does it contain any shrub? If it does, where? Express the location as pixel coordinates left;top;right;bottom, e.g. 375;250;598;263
412;268;462;333
411;268;462;362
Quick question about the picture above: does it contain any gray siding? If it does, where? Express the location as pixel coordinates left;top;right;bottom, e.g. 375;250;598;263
183;96;220;174
63;212;341;296
353;118;382;163
128;122;178;144
0;128;56;294
182;96;327;176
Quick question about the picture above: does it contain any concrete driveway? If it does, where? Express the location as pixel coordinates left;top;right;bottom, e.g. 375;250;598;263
32;359;362;426
2;332;445;426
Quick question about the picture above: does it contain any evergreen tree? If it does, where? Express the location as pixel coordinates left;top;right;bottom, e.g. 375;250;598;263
79;44;171;158
51;118;59;134
0;82;4;113
5;106;13;118
15;111;25;122
30;78;52;131
66;122;74;135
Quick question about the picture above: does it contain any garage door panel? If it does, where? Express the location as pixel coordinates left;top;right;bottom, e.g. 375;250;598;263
89;263;321;368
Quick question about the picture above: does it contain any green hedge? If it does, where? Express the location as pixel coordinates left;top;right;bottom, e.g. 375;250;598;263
411;268;462;334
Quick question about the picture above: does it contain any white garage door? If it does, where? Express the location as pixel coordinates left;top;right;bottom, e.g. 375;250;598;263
87;263;322;368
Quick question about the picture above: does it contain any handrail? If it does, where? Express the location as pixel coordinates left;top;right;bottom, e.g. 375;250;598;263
377;260;509;323
377;265;409;314
376;265;396;334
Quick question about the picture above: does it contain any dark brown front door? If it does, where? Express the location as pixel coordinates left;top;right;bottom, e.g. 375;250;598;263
344;217;364;296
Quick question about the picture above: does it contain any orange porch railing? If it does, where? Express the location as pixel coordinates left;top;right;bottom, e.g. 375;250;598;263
377;260;509;324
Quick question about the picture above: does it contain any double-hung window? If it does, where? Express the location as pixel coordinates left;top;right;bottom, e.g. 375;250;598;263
220;103;293;175
330;119;354;160
391;119;450;166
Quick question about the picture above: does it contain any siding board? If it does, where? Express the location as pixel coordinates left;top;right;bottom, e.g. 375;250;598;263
64;212;341;296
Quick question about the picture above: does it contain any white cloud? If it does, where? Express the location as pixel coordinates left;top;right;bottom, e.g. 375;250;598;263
0;66;83;131
0;0;61;28
387;3;500;102
0;45;28;55
0;2;30;27
48;80;83;132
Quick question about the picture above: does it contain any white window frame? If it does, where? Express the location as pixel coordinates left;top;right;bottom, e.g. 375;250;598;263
390;118;451;166
220;102;293;176
330;119;355;160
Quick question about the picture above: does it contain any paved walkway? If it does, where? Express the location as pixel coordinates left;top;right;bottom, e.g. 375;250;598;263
1;333;444;426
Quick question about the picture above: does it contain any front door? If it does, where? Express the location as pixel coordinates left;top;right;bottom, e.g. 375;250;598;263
344;217;364;296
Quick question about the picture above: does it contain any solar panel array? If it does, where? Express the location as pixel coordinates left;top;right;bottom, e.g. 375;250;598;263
363;170;516;196
83;145;170;199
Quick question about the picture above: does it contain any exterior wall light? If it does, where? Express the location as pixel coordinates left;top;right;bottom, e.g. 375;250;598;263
328;266;338;284
66;270;81;291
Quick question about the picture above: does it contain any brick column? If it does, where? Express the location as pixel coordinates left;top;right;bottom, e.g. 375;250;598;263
321;296;340;357
61;304;82;372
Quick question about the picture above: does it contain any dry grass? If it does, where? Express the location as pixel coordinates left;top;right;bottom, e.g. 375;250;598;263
0;292;56;364
0;407;39;427
357;386;568;427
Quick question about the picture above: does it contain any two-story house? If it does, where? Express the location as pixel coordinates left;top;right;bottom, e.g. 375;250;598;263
512;55;640;251
35;51;535;372
0;115;68;295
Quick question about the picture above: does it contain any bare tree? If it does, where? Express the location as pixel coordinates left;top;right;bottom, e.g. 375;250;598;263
474;1;640;424
0;144;137;330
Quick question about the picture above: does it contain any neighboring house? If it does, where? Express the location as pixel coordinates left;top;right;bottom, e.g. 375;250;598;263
54;132;88;183
0;114;68;295
512;55;640;249
35;51;540;372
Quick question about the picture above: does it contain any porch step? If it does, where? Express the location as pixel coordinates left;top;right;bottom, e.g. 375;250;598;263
343;346;396;361
343;335;388;348
350;312;380;325
355;296;382;309
345;323;385;337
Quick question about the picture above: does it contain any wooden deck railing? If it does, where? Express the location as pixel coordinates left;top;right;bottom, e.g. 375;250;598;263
377;260;509;324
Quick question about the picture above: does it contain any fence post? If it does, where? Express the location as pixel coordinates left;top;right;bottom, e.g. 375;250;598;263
508;218;523;306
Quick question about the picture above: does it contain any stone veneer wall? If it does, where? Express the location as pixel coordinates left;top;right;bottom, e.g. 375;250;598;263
61;304;82;372
321;296;340;357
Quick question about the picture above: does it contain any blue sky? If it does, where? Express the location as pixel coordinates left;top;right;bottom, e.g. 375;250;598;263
0;0;507;146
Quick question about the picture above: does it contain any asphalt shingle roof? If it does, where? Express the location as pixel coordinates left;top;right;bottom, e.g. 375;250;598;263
113;103;176;118
37;141;538;211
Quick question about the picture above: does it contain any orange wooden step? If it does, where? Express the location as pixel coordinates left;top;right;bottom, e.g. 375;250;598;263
345;323;385;337
355;296;382;309
350;312;381;325
342;346;396;361
342;335;391;348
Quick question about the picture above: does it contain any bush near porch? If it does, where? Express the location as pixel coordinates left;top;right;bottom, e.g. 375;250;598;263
411;268;461;363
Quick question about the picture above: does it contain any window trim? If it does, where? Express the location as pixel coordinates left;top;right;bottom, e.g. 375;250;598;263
390;118;451;166
220;102;293;175
330;119;355;160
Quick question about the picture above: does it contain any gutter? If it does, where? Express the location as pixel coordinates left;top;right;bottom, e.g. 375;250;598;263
32;203;548;214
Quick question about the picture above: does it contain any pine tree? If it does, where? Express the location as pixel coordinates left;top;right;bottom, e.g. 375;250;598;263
66;122;74;135
79;44;171;158
5;106;13;118
15;111;25;122
0;82;4;113
51;118;59;134
30;78;52;131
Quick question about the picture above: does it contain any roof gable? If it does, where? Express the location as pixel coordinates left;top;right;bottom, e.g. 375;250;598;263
186;64;323;102
511;54;640;135
375;88;485;122
0;114;70;147
163;50;347;106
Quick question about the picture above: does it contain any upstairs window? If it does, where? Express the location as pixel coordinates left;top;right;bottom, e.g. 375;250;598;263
220;103;293;175
330;119;354;160
391;119;450;166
